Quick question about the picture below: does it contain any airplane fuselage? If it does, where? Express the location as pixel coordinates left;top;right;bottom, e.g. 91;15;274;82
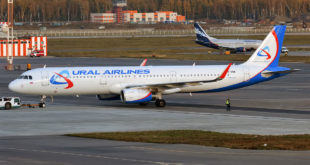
9;64;283;96
211;38;262;50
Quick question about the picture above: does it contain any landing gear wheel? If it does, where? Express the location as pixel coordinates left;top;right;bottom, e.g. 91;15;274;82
139;102;149;106
4;103;12;110
39;102;46;108
155;99;166;107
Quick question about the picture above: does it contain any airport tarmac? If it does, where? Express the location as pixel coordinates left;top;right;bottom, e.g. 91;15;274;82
0;57;309;165
1;135;310;165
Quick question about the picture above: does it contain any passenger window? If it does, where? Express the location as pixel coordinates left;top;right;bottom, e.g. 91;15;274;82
24;76;28;79
29;76;33;80
0;99;2;101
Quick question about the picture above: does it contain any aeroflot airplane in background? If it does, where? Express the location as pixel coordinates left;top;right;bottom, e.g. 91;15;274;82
194;23;287;53
9;25;297;107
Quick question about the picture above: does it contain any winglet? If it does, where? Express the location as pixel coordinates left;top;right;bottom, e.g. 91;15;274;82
219;63;233;79
140;59;147;66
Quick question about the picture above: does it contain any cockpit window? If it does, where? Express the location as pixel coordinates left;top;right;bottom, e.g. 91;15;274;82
17;75;33;80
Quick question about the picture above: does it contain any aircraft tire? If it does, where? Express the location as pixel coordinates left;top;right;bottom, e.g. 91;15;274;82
155;99;166;107
4;103;12;110
39;102;46;108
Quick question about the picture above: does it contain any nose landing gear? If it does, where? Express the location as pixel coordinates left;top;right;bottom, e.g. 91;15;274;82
39;95;47;108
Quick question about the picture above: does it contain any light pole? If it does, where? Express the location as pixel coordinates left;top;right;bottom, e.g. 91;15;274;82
6;0;14;70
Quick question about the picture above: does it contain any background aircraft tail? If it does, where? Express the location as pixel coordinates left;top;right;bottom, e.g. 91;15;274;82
194;23;213;43
245;25;286;68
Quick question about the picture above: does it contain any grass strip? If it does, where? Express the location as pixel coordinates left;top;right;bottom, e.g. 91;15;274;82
67;130;310;151
48;37;310;63
50;50;310;63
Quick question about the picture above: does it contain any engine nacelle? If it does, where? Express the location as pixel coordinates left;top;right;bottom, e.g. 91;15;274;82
121;88;152;103
97;94;120;101
236;47;246;52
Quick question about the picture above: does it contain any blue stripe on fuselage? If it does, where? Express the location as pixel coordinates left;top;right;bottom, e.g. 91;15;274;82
197;73;287;93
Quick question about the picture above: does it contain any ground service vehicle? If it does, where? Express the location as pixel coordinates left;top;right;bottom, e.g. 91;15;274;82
30;50;44;57
281;46;289;54
0;97;21;110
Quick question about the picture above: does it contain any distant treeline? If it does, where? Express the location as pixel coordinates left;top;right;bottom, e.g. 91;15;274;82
0;0;309;22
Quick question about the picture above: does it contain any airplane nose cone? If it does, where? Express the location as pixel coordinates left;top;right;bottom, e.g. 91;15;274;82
8;80;19;92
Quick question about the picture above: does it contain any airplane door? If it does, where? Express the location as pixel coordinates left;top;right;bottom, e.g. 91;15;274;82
227;69;237;79
169;71;177;82
100;75;107;85
41;70;49;86
244;67;251;81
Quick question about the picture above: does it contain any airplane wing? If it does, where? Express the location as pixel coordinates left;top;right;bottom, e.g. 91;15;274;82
126;63;232;90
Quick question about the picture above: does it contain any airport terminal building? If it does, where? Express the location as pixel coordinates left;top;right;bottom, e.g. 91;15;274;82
91;10;186;24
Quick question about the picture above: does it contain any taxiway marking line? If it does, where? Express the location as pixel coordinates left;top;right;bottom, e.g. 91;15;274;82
128;146;310;157
1;147;171;165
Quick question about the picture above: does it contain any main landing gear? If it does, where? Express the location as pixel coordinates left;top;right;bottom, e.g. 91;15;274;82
154;92;166;107
155;99;166;107
139;99;166;107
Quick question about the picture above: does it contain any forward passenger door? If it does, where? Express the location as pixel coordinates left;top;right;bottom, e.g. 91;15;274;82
41;70;49;86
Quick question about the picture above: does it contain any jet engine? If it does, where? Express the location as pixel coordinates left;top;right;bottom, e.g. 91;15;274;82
121;88;152;103
236;47;246;52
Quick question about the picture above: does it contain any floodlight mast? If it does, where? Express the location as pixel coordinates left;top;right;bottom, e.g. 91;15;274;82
6;0;14;70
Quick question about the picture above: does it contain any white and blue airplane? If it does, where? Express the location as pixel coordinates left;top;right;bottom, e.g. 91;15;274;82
9;25;297;107
194;23;288;54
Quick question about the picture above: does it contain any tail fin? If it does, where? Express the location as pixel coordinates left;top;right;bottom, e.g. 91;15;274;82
194;23;213;43
245;25;286;68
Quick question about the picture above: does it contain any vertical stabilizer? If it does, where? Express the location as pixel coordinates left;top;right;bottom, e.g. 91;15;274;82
245;25;286;68
194;23;213;43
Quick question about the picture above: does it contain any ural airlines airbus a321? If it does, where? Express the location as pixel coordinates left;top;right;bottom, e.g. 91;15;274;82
9;25;297;107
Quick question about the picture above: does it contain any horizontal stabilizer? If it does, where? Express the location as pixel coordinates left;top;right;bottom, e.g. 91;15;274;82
262;67;300;75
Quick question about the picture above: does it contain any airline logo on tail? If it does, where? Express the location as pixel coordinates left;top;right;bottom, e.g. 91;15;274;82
50;70;74;89
257;46;271;60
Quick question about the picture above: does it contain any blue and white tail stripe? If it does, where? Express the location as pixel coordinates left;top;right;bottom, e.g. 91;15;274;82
194;23;212;43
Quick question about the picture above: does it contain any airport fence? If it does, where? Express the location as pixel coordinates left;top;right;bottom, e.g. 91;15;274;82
14;28;310;38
